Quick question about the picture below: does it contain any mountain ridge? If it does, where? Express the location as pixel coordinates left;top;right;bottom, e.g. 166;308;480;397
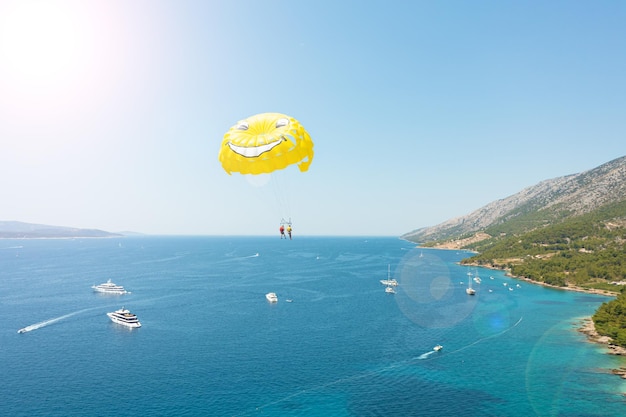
0;221;122;238
402;155;626;245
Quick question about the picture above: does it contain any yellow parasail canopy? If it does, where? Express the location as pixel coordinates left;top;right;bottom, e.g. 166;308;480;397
218;112;314;175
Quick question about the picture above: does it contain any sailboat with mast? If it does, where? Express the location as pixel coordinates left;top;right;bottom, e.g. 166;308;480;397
466;271;476;295
380;264;398;287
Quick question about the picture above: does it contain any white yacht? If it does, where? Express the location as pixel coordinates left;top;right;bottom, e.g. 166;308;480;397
380;264;398;286
466;272;476;295
107;308;141;328
266;292;278;303
92;279;128;295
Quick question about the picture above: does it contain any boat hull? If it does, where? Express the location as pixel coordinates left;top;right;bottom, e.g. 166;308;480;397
93;288;128;295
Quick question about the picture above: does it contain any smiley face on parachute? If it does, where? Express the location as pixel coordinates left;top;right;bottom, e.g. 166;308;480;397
219;113;314;175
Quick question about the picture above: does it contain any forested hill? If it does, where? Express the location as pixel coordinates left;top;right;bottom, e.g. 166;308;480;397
0;221;121;238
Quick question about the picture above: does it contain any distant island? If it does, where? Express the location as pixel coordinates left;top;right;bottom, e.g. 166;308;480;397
0;221;122;239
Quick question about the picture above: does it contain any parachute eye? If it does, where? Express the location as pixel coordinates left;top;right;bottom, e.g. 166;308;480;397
275;118;289;129
237;121;249;130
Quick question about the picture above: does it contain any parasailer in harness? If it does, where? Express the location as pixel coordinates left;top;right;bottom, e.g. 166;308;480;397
286;224;292;240
279;224;285;239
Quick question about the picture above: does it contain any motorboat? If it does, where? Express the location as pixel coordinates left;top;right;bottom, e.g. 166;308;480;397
92;279;128;295
266;292;278;303
385;286;395;294
17;328;27;334
434;345;443;351
107;307;141;328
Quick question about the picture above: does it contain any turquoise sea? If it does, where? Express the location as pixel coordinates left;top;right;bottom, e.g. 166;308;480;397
1;236;625;416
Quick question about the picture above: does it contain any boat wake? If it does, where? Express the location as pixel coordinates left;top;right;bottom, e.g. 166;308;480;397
219;253;260;264
417;350;436;360
17;307;100;334
234;316;524;416
439;316;524;357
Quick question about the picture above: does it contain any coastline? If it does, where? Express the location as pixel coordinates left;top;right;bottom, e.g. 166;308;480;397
578;317;626;383
504;268;617;297
483;263;626;381
424;244;626;384
578;317;626;356
424;241;619;297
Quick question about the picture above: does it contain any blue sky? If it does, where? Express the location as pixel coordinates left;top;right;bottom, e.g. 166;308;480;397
0;0;624;236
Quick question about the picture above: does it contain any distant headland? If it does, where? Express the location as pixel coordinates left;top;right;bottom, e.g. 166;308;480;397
0;221;122;239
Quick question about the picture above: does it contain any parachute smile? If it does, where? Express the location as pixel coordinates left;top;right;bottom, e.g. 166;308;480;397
227;138;285;158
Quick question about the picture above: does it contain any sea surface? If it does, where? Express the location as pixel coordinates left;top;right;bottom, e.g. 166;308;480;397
1;236;625;416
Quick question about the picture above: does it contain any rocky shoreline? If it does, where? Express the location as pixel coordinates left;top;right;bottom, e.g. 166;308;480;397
577;317;626;381
578;318;626;356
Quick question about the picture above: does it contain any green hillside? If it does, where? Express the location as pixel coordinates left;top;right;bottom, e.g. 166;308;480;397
462;199;626;288
459;199;626;346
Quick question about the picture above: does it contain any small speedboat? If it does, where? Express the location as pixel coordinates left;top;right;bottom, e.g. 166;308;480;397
17;328;27;334
266;292;278;303
434;345;443;351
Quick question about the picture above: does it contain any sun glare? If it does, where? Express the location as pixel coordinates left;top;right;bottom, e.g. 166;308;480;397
1;2;86;85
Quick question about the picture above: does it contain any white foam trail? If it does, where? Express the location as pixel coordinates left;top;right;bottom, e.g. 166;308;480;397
234;316;524;416
18;307;99;333
217;253;260;264
435;316;524;357
418;351;435;359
